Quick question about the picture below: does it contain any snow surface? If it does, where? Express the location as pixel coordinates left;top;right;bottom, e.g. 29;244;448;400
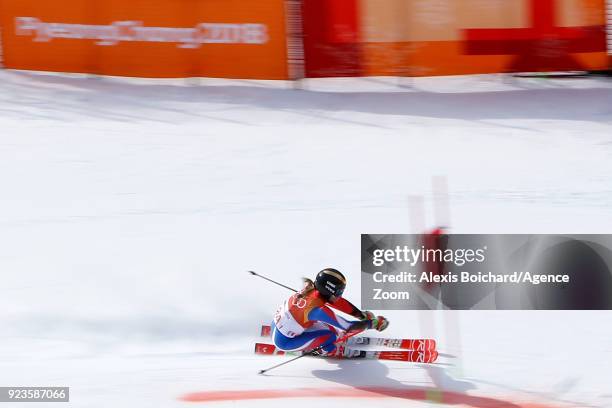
0;70;611;407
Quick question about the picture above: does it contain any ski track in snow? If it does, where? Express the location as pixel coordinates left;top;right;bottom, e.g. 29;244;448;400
0;70;611;407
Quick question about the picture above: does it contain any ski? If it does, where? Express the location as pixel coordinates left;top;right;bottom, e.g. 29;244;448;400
259;324;436;352
254;342;438;363
345;336;436;352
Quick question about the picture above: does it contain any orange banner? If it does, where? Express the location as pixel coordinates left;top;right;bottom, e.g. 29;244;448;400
0;0;608;79
0;0;289;79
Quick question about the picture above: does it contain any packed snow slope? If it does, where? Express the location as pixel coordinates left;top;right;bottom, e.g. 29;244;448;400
0;70;611;408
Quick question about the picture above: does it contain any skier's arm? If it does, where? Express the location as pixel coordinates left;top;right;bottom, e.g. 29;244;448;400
309;306;388;332
308;306;358;331
328;297;389;330
328;297;367;320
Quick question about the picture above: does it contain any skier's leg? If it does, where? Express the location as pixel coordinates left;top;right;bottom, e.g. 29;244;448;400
272;324;337;353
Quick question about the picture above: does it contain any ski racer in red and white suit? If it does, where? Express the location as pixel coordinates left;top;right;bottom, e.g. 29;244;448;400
272;268;389;355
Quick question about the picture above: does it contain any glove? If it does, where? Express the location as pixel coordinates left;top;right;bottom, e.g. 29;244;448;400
370;315;389;331
362;310;376;320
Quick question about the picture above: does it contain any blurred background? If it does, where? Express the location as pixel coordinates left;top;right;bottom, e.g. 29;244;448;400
0;1;611;408
1;0;610;79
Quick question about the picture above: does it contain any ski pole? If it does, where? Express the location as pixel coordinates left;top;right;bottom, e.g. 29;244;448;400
258;329;363;375
248;270;297;293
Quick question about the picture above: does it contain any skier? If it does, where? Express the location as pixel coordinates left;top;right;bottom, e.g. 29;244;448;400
272;268;389;356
